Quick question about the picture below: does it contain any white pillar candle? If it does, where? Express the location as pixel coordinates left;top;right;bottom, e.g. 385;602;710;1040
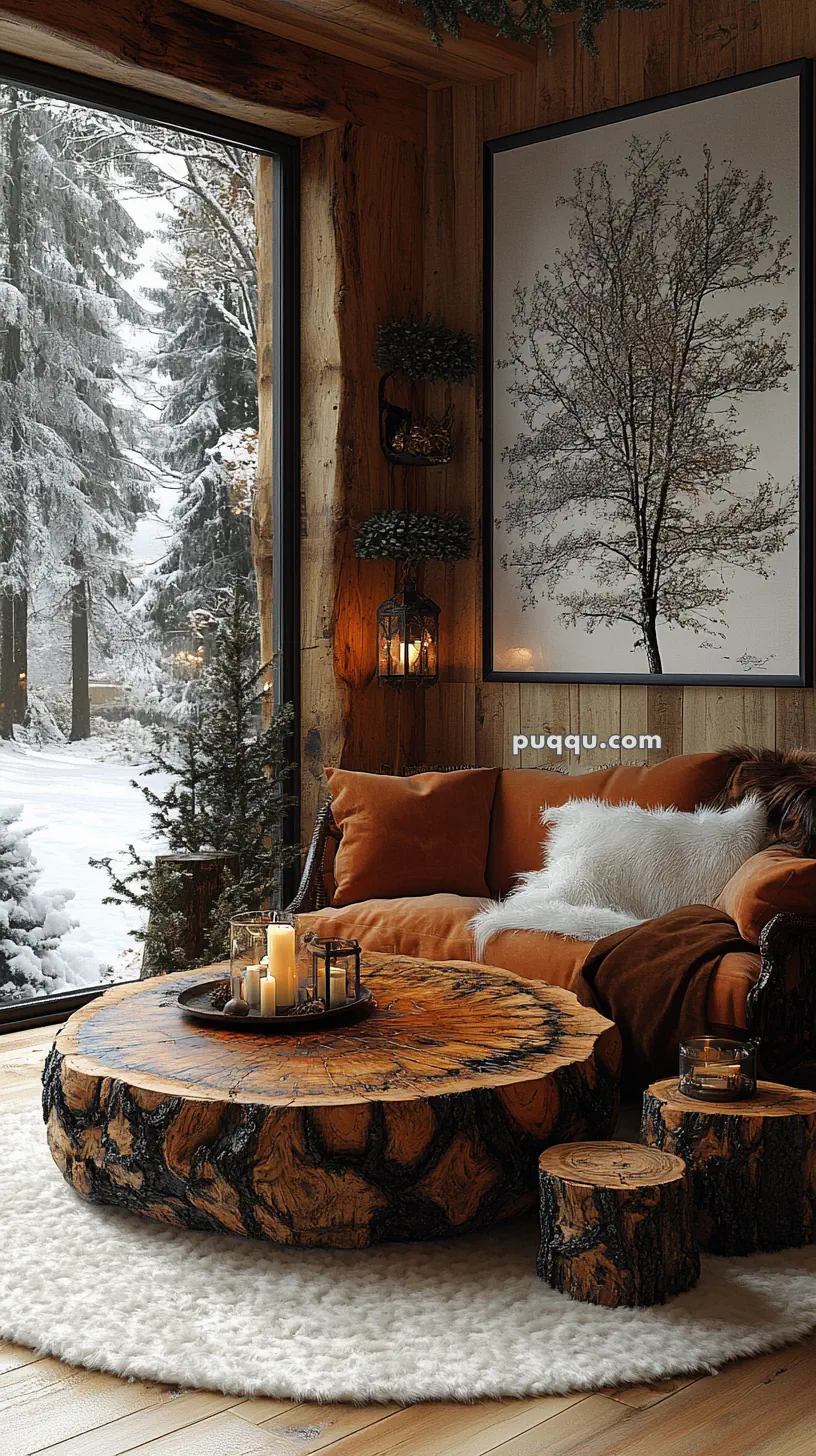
244;963;262;1012
266;923;296;1009
328;967;347;1007
260;974;277;1017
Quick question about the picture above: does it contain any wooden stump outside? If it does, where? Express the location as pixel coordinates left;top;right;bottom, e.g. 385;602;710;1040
642;1078;816;1256
143;851;239;974
43;955;622;1248
537;1141;699;1308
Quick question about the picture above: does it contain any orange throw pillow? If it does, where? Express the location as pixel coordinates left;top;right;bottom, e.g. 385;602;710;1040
325;766;500;906
716;847;816;944
487;751;736;898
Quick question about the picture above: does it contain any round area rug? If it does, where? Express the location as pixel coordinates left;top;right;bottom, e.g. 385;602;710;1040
5;1104;816;1403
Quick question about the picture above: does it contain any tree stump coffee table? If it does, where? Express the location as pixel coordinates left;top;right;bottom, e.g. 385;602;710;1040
43;954;621;1248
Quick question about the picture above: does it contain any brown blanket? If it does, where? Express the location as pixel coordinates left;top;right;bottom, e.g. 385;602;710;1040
578;905;753;1092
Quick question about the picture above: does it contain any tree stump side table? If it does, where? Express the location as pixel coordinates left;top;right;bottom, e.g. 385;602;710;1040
641;1078;816;1256
537;1141;700;1308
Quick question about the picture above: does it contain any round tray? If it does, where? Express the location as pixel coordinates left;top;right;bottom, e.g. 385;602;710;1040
177;978;376;1031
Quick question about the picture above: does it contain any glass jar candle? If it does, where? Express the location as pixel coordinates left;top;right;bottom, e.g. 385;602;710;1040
678;1037;758;1102
229;910;298;1012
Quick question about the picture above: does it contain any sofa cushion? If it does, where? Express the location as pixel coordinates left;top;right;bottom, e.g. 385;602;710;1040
716;847;816;943
296;894;758;1032
486;752;737;898
296;895;594;988
325;766;499;906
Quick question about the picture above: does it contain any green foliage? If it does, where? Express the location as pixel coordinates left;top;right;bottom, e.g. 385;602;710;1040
92;581;298;972
356;510;472;563
407;0;662;55
375;315;477;383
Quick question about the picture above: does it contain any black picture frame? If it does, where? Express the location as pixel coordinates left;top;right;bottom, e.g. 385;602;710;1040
483;59;814;687
0;52;300;1031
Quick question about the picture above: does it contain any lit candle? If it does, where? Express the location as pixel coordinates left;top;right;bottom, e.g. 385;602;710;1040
260;974;277;1017
244;963;262;1012
266;923;296;1009
328;967;347;1007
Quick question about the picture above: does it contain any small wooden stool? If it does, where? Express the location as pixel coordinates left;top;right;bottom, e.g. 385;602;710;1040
642;1078;816;1256
537;1141;699;1308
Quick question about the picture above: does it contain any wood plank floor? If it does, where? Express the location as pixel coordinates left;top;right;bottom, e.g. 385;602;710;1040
3;1025;816;1456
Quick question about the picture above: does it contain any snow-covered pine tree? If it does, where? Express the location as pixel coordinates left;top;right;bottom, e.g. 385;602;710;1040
0;802;96;1002
93;580;296;971
0;87;154;738
136;140;259;632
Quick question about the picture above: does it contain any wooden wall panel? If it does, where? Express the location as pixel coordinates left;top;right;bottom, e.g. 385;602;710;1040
397;0;816;783
298;0;816;816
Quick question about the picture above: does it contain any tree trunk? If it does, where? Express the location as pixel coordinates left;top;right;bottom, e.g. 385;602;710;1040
11;587;27;723
70;562;91;741
253;153;275;725
142;851;241;975
0;98;28;735
642;1077;816;1255
0;589;14;740
641;596;662;674
537;1141;699;1307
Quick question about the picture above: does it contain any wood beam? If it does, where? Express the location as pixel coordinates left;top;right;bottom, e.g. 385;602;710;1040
0;0;426;142
190;0;537;86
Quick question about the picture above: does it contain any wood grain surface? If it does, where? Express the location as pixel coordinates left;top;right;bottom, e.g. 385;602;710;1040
43;954;622;1247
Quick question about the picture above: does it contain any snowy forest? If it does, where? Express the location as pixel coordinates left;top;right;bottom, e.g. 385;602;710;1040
0;83;267;1003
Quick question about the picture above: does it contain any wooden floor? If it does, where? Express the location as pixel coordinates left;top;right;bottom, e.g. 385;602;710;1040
3;1028;816;1456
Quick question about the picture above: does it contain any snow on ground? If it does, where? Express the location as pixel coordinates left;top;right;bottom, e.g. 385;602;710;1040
0;739;169;995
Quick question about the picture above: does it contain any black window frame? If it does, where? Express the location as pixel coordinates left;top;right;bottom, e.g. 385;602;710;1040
0;51;300;1033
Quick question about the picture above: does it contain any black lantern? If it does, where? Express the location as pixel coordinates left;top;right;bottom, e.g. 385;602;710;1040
309;937;362;1009
377;578;440;686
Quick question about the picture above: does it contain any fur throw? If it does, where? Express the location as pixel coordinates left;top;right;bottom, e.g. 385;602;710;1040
722;745;816;857
470;795;766;952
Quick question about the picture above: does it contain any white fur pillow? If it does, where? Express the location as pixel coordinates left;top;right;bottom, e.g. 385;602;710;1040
470;795;766;951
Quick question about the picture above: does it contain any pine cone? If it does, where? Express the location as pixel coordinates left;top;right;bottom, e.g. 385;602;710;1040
209;979;232;1010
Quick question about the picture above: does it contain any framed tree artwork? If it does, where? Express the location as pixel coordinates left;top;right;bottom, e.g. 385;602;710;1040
484;60;814;685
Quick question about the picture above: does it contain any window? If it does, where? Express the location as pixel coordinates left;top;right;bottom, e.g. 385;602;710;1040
0;57;298;1025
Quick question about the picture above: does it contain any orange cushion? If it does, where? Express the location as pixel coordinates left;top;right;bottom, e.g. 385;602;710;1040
297;893;485;961
486;752;736;898
297;894;595;987
716;847;816;944
296;895;758;1031
325;766;499;906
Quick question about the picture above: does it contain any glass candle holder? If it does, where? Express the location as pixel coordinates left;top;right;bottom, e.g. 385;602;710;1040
678;1037;758;1102
229;910;298;1012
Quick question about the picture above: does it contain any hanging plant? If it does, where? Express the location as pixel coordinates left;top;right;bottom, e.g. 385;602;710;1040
375;315;478;383
356;510;472;563
376;315;477;466
407;0;662;55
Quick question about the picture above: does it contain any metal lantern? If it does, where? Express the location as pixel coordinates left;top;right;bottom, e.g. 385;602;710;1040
377;578;440;686
308;937;362;1010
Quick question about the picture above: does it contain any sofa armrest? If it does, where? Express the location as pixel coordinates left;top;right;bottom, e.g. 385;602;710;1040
286;798;340;914
746;912;816;1087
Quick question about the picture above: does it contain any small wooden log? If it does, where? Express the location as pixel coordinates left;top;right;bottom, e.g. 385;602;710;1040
143;852;239;974
641;1078;816;1256
537;1141;699;1308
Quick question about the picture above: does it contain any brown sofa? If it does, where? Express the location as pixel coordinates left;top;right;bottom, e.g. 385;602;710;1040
291;752;816;1086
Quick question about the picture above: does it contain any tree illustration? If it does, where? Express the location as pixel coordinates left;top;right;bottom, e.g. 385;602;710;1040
500;135;797;674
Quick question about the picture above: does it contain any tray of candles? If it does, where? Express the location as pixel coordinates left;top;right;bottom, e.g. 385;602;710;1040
177;977;376;1030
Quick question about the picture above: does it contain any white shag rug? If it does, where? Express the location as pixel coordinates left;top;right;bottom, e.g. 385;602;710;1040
5;1103;816;1403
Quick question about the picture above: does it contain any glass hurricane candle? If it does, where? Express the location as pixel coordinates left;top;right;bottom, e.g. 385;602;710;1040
679;1037;757;1102
229;910;298;1013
